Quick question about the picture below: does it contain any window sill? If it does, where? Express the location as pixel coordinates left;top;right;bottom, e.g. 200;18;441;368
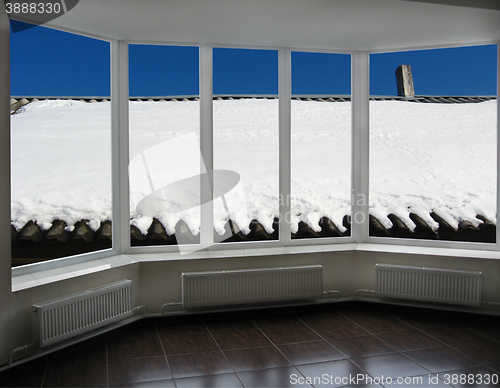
11;241;500;292
12;255;138;292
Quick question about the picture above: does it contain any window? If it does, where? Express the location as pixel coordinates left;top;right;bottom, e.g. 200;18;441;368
369;45;497;243
9;30;500;271
128;45;200;247
10;23;111;266
213;48;279;243
291;51;351;239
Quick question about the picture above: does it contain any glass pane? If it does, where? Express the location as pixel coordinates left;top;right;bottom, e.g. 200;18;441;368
213;48;279;243
291;52;351;239
370;45;497;242
10;23;111;266
129;45;200;249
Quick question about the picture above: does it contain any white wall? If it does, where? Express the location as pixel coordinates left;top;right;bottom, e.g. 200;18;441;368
0;11;142;365
354;251;500;308
0;2;14;369
135;252;500;314
136;252;357;313
0;266;141;366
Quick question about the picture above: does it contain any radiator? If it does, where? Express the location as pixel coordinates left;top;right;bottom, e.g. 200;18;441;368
375;264;481;306
32;280;133;347
181;265;323;308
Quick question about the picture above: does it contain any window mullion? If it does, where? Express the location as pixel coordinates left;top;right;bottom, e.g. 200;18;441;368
351;52;370;243
1;8;10;269
279;48;292;246
111;40;130;254
496;43;500;249
200;44;214;249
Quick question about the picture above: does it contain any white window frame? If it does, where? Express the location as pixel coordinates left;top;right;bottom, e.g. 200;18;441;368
10;34;500;277
365;43;500;252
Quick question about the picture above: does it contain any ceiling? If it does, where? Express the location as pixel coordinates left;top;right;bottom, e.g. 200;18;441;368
23;0;500;52
402;0;500;10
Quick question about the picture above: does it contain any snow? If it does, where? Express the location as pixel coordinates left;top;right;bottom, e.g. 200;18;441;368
11;99;112;232
370;100;496;231
11;98;497;236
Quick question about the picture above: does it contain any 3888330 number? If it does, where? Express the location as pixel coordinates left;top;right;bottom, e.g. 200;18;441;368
442;374;499;385
5;2;62;14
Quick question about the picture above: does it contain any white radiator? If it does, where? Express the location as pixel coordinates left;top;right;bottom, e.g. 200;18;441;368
182;265;323;308
375;264;481;306
32;280;133;347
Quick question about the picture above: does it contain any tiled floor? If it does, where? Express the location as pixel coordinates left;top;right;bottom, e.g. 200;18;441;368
1;301;500;387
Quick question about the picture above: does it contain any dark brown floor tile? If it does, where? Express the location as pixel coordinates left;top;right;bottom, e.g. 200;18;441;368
8;301;500;388
296;359;366;388
490;363;500;375
144;314;202;325
420;324;484;347
109;379;175;387
107;337;164;360
421;325;500;368
251;313;303;328
457;317;500;342
260;325;322;345
43;359;107;387
0;362;46;388
237;366;313;387
404;346;481;373
294;309;345;325
212;328;272;350
156;322;209;337
341;311;413;333
247;306;298;317
444;310;493;324
160;333;219;355
458;345;500;371
469;327;500;343
167;351;232;379
108;357;171;385
307;319;370;339
390;312;455;329
50;340;107;363
451;312;500;324
333;302;364;312
200;310;249;321
375;329;443;351
328;334;397;358
352;353;430;379
435;365;500;387
224;346;291;372
289;303;329;314
460;350;500;372
175;373;244;387
204;317;257;332
278;340;346;365
335;301;384;314
107;323;159;341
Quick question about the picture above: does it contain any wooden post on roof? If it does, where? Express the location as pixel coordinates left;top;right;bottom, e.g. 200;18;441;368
396;64;415;97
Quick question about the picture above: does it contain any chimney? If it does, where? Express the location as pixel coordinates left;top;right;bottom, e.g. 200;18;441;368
396;64;415;97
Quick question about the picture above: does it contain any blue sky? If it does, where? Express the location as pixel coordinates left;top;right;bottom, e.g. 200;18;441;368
10;21;498;97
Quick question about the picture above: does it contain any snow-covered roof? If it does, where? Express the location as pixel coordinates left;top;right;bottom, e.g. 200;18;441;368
12;212;496;267
10;95;498;265
9;95;497;114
